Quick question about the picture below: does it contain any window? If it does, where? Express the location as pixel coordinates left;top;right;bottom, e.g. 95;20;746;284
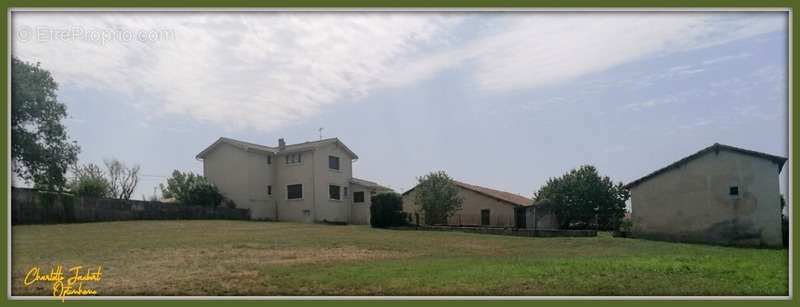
267;185;272;195
328;155;340;170
344;187;348;197
329;185;341;200
285;153;302;164
353;191;365;203
287;184;302;199
729;186;739;197
267;156;271;164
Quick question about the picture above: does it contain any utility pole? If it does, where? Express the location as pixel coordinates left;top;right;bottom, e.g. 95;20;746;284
318;127;323;140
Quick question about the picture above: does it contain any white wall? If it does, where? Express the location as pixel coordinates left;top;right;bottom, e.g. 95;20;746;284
202;142;275;219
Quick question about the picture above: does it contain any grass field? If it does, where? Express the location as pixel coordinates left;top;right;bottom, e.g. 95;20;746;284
12;220;788;296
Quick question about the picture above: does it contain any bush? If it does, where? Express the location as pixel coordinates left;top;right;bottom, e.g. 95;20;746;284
160;170;225;207
224;199;237;209
370;192;408;228
619;218;633;232
68;163;110;198
783;215;789;248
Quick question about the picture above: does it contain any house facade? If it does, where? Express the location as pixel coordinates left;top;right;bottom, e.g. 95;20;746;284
401;180;558;229
197;137;390;223
625;143;786;247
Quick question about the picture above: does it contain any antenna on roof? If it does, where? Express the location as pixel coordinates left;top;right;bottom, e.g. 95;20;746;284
318;127;323;140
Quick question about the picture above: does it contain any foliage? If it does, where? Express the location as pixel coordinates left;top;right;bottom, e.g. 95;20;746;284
369;192;408;228
533;165;629;230
160;170;224;207
413;171;463;225
619;218;633;232
104;158;141;200
224;199;238;209
68;163;110;198
11;57;80;190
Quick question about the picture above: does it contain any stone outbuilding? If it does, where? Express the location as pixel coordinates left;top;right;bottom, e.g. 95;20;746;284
624;143;787;247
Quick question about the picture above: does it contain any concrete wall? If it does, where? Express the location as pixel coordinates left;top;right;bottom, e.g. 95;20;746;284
525;207;559;229
402;187;517;226
203;142;275;219
12;188;250;225
274;149;315;223
630;150;783;247
349;182;376;225
312;143;354;223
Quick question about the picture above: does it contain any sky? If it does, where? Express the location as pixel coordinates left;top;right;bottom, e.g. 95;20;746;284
11;11;789;200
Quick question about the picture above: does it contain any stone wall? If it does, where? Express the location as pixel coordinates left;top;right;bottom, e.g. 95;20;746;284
11;188;250;225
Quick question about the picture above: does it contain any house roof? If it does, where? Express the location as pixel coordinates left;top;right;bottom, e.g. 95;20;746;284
350;177;392;192
196;137;358;159
623;143;787;189
403;180;533;207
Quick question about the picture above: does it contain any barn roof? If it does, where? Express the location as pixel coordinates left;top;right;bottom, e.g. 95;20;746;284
403;180;533;207
623;143;787;189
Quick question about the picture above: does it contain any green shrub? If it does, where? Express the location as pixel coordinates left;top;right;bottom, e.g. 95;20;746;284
160;170;224;207
370;192;408;228
619;218;633;232
68;163;110;198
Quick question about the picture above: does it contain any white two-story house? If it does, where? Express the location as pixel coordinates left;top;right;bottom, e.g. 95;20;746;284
196;137;390;224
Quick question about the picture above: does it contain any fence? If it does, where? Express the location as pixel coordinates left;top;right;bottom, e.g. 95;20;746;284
398;225;597;237
11;187;250;225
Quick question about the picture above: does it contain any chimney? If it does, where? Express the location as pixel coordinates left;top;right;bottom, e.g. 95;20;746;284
278;138;286;149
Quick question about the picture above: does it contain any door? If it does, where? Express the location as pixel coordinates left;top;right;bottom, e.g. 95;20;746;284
514;207;526;228
481;209;491;226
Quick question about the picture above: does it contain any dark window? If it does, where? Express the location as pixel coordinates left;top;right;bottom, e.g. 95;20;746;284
286;153;301;164
329;185;341;200
287;184;302;199
344;187;348;197
328;156;340;170
354;191;365;203
481;209;491;226
729;186;739;196
267;185;272;195
267;156;271;164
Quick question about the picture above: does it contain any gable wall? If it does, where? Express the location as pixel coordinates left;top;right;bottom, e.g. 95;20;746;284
630;149;782;247
202;142;275;219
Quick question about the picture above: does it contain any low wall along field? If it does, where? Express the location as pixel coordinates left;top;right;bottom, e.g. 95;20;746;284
11;187;250;225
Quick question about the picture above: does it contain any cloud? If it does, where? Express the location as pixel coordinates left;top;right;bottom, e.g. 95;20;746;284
390;13;785;91
13;12;460;132
12;12;786;132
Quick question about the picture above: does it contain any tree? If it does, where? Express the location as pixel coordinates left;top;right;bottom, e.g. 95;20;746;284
160;170;224;207
11;57;80;190
533;165;629;230
414;171;463;225
68;163;110;198
370;192;408;228
104;158;140;200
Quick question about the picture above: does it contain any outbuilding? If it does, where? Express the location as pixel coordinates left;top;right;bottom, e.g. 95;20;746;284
624;143;786;247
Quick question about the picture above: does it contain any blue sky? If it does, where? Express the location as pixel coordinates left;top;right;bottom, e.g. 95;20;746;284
12;11;789;199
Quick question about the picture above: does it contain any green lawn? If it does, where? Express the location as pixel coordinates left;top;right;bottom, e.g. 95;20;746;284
12;220;788;296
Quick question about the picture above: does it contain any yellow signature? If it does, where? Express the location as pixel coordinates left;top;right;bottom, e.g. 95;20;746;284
24;265;102;302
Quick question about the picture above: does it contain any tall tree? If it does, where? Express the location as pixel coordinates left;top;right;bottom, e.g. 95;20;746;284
533;165;629;230
104;158;141;200
11;57;80;190
414;171;463;225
